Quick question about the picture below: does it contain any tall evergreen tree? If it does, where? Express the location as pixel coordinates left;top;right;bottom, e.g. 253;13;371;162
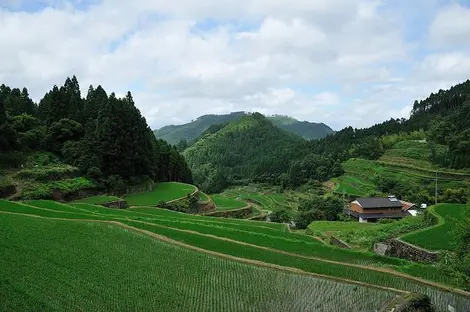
0;95;17;151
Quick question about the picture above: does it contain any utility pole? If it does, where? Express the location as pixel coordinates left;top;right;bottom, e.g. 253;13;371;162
435;171;438;205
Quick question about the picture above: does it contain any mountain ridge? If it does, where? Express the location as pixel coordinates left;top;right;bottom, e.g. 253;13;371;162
154;112;334;145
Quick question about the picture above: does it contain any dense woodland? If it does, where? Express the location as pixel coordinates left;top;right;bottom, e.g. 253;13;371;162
0;76;192;193
183;113;343;194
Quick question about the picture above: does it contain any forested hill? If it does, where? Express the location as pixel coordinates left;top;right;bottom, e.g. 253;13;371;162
183;113;342;193
306;79;470;169
268;115;334;140
154;112;334;145
0;76;192;192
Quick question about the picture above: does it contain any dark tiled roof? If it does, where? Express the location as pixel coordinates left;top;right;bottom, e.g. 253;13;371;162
355;198;403;209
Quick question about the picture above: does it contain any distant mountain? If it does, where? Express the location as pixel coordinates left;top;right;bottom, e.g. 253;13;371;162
268;115;335;140
153;112;334;145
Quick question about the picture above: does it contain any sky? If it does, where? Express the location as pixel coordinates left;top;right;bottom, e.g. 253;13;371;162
1;0;470;130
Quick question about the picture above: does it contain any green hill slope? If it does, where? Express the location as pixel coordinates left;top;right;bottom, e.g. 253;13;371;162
183;113;305;192
153;112;334;145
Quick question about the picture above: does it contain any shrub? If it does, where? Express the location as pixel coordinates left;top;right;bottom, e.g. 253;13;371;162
106;175;126;195
86;166;103;180
270;209;292;223
14;165;79;181
378;218;395;224
21;177;95;200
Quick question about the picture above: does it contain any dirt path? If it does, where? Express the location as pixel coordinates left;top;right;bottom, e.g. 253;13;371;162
2;210;470;298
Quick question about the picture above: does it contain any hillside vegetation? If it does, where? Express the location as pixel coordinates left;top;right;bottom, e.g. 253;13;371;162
0;77;191;200
184;113;342;193
153;112;334;145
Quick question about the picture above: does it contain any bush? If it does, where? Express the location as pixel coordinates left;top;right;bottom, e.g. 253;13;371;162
270;209;292;223
378;218;395;224
86;166;103;180
19;127;46;150
21;177;95;200
14;165;79;181
106;175;126;196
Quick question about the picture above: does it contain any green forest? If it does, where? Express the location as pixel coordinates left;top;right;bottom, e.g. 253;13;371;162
183;113;343;193
0;76;192;196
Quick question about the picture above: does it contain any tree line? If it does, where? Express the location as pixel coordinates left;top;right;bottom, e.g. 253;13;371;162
0;76;192;191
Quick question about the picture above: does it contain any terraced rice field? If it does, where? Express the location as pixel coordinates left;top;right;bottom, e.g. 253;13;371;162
211;194;247;211
1;200;470;311
1;212;402;312
331;158;470;197
73;195;122;204
124;182;197;206
401;204;470;251
221;186;301;211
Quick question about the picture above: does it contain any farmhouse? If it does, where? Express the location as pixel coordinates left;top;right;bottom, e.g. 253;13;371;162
345;196;416;223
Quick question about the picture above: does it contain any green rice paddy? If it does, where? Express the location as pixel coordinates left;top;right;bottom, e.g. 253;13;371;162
1;199;469;311
401;204;470;251
124;182;197;206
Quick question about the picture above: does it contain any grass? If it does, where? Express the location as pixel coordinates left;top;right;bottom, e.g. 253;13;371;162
73;195;122;205
211;194;247;211
308;221;382;238
2;200;470;310
124;182;197;206
401;204;470;251
1;213;403;312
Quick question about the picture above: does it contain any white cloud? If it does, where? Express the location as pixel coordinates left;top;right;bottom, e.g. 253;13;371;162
0;0;469;131
429;3;470;48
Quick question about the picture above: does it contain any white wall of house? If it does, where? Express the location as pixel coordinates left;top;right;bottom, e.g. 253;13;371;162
359;217;368;223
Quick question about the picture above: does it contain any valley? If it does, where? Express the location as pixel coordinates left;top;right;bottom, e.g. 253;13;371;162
1;77;470;311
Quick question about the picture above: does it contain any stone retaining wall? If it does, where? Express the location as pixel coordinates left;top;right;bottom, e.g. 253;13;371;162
249;214;268;221
198;201;216;213
329;236;352;249
380;293;433;312
102;200;128;209
53;188;99;201
374;238;440;263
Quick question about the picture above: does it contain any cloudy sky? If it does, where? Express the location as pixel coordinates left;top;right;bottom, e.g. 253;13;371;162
1;0;470;130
